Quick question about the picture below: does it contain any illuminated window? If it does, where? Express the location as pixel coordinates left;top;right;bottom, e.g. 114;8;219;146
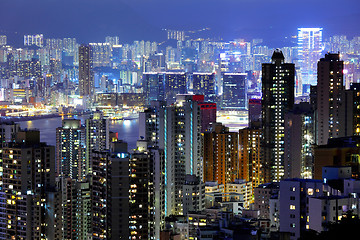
307;188;314;195
290;205;296;210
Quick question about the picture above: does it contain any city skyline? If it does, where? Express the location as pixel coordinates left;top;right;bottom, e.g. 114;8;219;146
2;1;360;238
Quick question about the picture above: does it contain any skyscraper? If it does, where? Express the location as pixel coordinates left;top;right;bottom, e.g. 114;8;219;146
164;72;187;104
139;95;204;216
56;119;86;179
143;72;165;104
89;43;111;67
222;73;247;110
316;53;344;145
239;127;263;188
23;34;44;47
55;119;90;239
203;123;239;185
262;50;295;182
85;111;109;175
298;28;323;91
284;103;315;179
79;45;94;97
192;73;216;102
0;130;57;239
0;35;6;46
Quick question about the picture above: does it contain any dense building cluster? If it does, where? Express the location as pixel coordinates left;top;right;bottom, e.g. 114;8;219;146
1;28;360;239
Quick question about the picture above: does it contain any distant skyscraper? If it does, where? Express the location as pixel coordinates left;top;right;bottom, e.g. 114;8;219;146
262;50;295;182
164;72;187;104
79;45;94;97
89;43;111;67
222;73;247;110
142;72;187;104
143;72;165;103
167;30;185;41
316;53;344;145
192;73;216;102
298;28;323;91
23;34;44;47
248;98;262;128
105;36;119;46
0;35;6;46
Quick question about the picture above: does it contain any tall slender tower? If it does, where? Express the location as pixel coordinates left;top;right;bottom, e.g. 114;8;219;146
262;50;295;182
139;95;204;216
56;119;86;180
79;45;94;97
298;28;323;92
316;53;344;145
85;111;109;175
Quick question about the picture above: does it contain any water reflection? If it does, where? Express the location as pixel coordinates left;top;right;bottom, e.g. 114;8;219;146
18;116;139;150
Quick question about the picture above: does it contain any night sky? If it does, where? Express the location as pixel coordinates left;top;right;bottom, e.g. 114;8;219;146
1;0;359;46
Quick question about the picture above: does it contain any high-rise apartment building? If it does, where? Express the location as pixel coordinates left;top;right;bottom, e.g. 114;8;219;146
316;53;344;145
203;123;239;185
297;28;323;90
104;141;130;239
262;50;295;182
0;35;6;46
284;103;315;179
56;119;86;179
79;45;94;97
89;43;111;67
239;127;263;188
91;151;109;240
139;95;204;216
341;83;360;136
182;175;205;216
0;123;20;147
198;101;217;132
167;30;185;41
105;36;119;46
0;130;57;240
85;111;109;174
24;34;44;47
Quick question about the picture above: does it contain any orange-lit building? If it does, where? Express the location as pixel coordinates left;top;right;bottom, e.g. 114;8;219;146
203;123;239;185
239;127;263;188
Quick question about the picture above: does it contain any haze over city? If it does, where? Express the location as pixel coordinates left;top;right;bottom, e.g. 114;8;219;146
1;0;360;45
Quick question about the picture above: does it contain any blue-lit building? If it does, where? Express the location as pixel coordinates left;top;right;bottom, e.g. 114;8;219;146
297;28;323;92
143;72;165;104
139;95;204;216
192;72;216;102
143;72;187;104
222;73;247;110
